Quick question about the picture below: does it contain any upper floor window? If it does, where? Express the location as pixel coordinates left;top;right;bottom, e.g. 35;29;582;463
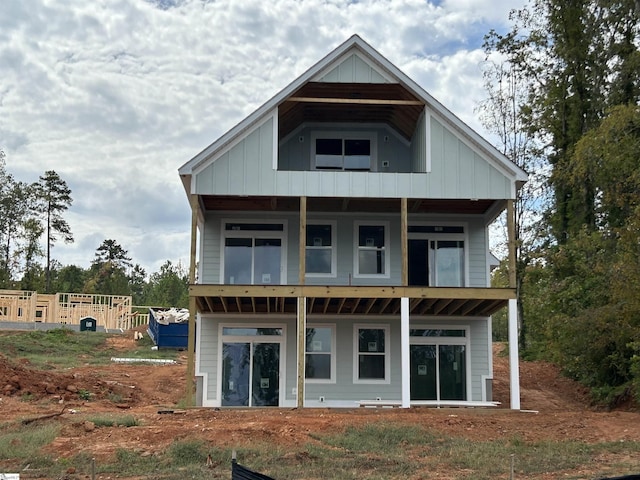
354;222;389;277
222;220;287;285
312;132;376;171
305;222;336;277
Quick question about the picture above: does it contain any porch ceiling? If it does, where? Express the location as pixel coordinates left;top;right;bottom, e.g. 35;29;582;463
191;285;514;317
200;196;496;215
279;82;425;140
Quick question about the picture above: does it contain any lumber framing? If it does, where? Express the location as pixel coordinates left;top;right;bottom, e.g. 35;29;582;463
287;96;424;106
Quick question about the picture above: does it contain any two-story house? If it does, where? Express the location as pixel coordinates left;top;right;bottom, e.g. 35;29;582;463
178;35;527;409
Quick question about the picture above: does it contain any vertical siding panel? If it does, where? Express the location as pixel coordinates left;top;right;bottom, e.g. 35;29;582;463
195;164;213;193
370;69;386;83
244;129;261;193
474;154;490;199
458;143;474;196
467;218;487;287
259;119;274;195
198;317;218;403
201;214;220;284
443;129;459;198
354;55;371;82
212;152;229;194
227;143;245;194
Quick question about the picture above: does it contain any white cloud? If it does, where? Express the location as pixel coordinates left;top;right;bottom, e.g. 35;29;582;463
1;0;527;276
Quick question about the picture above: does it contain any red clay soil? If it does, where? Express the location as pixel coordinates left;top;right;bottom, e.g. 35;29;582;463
1;335;638;478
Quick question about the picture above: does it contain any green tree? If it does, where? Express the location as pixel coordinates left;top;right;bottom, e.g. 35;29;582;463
145;260;188;308
34;170;74;292
85;239;132;296
486;0;639;243
52;264;88;293
486;1;640;405
477;50;548;351
128;264;147;305
19;218;45;291
0;163;32;288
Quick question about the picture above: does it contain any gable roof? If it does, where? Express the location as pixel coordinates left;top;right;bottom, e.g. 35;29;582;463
179;34;527;185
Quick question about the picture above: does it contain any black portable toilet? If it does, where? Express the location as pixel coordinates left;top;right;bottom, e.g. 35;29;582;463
80;316;97;332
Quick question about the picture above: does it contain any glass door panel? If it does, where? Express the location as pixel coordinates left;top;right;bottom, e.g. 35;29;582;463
439;345;466;400
252;343;280;406
408;239;429;286
432;240;464;286
410;345;437;400
254;238;281;284
224;238;252;284
221;342;250;406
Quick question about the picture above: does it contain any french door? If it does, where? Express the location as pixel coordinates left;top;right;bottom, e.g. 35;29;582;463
221;341;281;406
222;221;286;285
410;344;467;401
408;238;465;287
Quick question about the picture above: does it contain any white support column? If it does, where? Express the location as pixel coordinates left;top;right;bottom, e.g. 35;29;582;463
401;297;410;408
508;298;521;410
297;297;306;408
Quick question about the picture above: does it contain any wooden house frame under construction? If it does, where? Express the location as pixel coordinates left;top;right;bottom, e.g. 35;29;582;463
0;289;141;331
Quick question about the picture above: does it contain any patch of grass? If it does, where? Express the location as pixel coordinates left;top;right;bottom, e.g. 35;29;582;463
0;329;179;368
0;422;60;462
77;389;91;401
0;329;112;368
87;414;139;428
318;421;436;454
78;442;232;479
167;439;208;466
10;426;637;480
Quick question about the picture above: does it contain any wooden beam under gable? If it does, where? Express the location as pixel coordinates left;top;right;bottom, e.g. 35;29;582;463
287;96;424;106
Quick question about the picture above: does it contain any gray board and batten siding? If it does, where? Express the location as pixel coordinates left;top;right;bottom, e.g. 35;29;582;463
196;315;491;407
194;115;514;200
200;211;488;288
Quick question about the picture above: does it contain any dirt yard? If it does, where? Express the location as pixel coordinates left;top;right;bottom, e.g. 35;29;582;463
1;332;639;478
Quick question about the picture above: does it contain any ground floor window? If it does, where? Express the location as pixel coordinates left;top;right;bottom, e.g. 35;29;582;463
354;324;390;383
305;324;335;382
410;327;468;401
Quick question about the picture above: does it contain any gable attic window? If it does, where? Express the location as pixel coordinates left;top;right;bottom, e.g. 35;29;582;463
312;132;375;171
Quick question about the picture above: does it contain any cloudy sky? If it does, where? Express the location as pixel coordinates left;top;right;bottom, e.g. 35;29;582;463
1;0;526;277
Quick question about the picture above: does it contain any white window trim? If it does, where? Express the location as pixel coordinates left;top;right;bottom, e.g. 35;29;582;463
305;323;337;384
217;322;287;408
310;131;378;171
353;323;391;384
305;220;337;278
219;219;288;285
409;323;471;402
407;221;468;287
353;221;390;278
